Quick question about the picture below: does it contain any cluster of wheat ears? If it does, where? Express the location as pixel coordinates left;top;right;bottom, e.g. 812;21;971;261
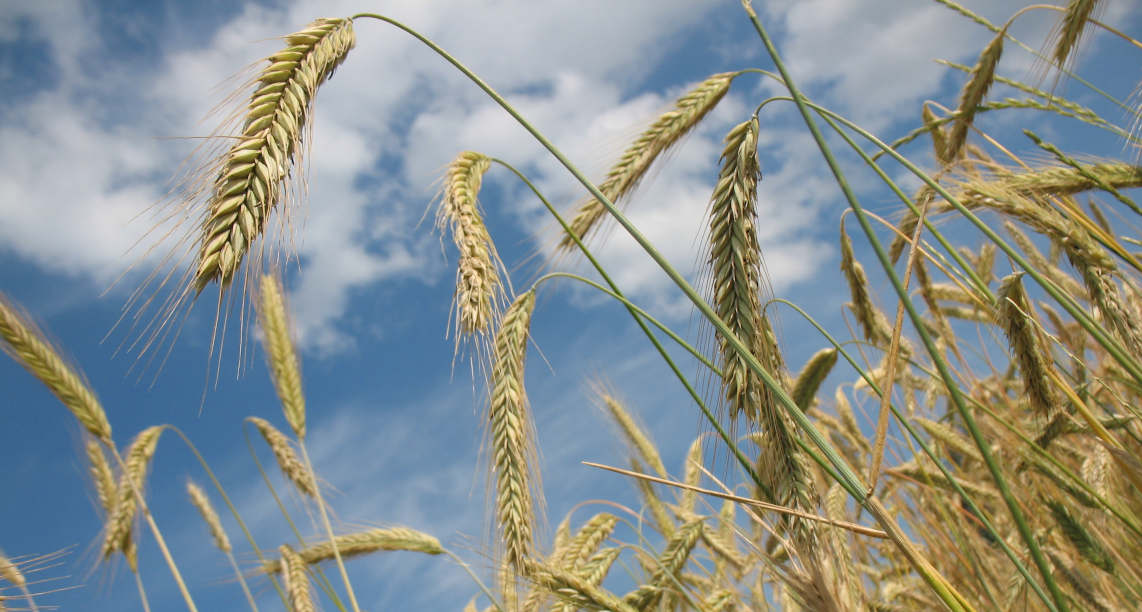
3;1;1142;610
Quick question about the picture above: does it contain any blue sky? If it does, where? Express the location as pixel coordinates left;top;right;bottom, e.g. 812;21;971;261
1;1;1138;610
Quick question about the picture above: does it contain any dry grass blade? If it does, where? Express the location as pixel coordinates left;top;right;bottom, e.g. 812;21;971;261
279;545;314;612
261;527;442;573
258;274;306;439
248;416;317;498
558;72;734;251
0;294;112;444
186;480;231;553
488;289;539;572
996;273;1058;420
194;18;355;292
102;426;164;561
946;25;1006;161
436;151;504;351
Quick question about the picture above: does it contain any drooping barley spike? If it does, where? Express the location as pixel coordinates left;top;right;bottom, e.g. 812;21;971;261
996;273;1058;420
436;152;505;353
841;225;894;348
946;25;1007;161
194;18;355;292
102;426;164;560
598;391;666;478
488;289;539;572
548;548;624;612
186;480;231;554
261;527;442;573
555;513;619;571
680;436;704;516
559;72;734;251
922;103;951;165
0;294;112;444
248;416;318;498
279;545;314;612
86;439;117;517
623;518;703;610
524;558;637;612
1052;0;1100;70
791;348;838;411
1005;221;1086;299
258;274;306;439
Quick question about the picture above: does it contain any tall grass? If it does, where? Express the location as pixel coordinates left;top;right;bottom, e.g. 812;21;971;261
2;2;1141;610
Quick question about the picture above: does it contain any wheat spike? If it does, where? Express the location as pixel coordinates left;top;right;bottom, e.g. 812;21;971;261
436;151;504;351
102;426;164;561
262;527;442;574
559;72;734;250
258;274;306;439
0;294;112;444
279;545;314;612
248;416;317;498
489;289;539;573
186;480;231;553
946;26;1006;161
194;18;355;292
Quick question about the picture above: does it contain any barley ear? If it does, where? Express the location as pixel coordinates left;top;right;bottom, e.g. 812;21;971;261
946;25;1006;161
791;348;838;411
524;558;637;612
922;103;951;165
559;72;734;251
280;545;315;612
597;390;666;478
996;273;1058;420
262;527;443;573
186;480;231;553
0;294;112;444
194;18;355;292
102;426;164;561
86;439;117;517
0;551;24;589
436;151;505;354
248;416;318;498
258;274;306;439
1051;0;1100;70
489;289;539;572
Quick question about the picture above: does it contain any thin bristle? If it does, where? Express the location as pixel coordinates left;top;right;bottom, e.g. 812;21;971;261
248;416;318;498
186;480;232;554
559;72;734;250
258;274;306;439
194;18;356;292
488;289;539;572
0;294;112;444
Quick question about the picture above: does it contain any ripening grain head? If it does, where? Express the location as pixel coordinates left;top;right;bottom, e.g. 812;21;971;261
194;18;356;293
102;426;165;561
248;416;318;498
279;545;315;612
186;480;232;554
0;294;112;444
258;274;306;439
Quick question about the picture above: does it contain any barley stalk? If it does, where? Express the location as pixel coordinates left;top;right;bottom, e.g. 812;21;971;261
946;26;1006;160
258;274;306;439
996;273;1058;419
194;18;355;292
436;151;504;349
0;294;111;444
248;416;317;497
102;426;164;561
262;527;442;573
489;289;539;572
279;545;314;612
186;480;231;553
559;72;734;250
